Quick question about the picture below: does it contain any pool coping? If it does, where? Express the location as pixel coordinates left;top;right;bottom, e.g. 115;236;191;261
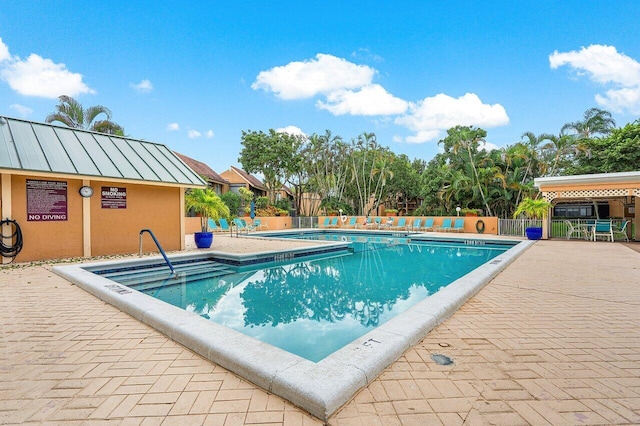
53;235;533;421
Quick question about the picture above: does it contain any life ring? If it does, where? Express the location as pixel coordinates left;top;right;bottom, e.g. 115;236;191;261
341;235;347;242
475;219;485;234
340;214;348;224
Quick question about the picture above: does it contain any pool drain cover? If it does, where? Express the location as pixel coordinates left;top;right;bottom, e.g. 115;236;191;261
431;353;454;365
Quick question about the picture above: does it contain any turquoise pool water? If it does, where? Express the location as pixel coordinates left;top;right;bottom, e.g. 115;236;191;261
99;234;512;362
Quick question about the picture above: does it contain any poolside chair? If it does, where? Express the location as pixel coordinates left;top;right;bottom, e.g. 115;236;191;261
382;216;395;228
319;217;331;228
613;220;630;242
564;220;586;240
253;218;268;231
328;217;339;228
391;217;406;230
367;217;382;229
233;218;254;233
409;218;422;232
451;218;465;232
592;220;613;242
344;216;357;228
218;218;230;232
436;218;453;232
207;218;221;233
422;217;434;231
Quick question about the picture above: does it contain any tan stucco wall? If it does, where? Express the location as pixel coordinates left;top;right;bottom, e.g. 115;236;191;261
321;215;498;235
1;174;185;262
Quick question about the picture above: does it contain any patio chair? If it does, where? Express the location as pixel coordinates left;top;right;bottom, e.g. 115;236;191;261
409;218;422;232
319;217;331;228
391;217;406;230
328;217;339;228
422;217;435;231
233;218;253;233
451;218;465;232
613;220;630;242
382;216;395;228
564;220;586;240
344;216;357;228
592;220;614;242
435;218;453;232
218;218;230;232
207;218;221;233
253;219;268;231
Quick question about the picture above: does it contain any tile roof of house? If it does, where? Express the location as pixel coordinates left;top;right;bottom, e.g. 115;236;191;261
230;165;266;190
0;116;205;186
174;152;228;185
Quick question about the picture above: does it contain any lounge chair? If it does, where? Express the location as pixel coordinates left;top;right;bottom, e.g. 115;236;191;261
207;218;221;233
366;217;382;229
218;218;230;232
409;218;422;232
319;217;331;228
253;219;268;231
451;218;465;232
391;217;406;230
613;220;630;242
435;218;453;232
344;216;357;228
592;220;613;242
233;218;253;233
382;216;395;229
328;217;339;228
422;217;434;231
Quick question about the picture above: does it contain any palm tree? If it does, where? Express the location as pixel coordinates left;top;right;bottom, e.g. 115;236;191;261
185;188;231;232
46;95;125;135
561;107;616;139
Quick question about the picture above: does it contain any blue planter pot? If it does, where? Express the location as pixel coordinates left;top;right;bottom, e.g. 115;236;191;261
525;227;543;240
194;232;213;248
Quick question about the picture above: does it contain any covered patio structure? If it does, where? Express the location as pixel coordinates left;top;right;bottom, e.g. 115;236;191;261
534;171;639;241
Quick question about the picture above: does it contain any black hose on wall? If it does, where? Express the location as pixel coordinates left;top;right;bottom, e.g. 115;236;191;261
1;219;23;262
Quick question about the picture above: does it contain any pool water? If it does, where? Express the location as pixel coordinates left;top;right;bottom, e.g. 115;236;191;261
101;236;510;362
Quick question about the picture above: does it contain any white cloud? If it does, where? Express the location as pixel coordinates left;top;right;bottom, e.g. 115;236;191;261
0;38;9;62
187;129;201;139
167;122;179;131
131;79;153;93
206;129;214;139
395;93;509;143
9;103;32;116
317;84;408;116
0;53;94;98
276;125;306;137
252;53;376;100
550;44;640;114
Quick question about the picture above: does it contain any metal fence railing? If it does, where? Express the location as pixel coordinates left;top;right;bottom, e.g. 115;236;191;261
291;216;319;229
497;219;542;237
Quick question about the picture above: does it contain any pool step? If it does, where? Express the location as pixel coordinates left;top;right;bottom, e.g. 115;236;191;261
98;261;235;290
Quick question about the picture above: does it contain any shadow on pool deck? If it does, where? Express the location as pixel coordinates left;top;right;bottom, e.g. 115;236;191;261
1;237;639;425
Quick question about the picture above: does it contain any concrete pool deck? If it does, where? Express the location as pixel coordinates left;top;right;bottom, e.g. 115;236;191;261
1;234;640;424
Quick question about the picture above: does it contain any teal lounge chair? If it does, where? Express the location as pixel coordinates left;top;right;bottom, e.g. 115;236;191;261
233;218;254;233
422;217;434;231
319;217;331;228
436;218;453;232
253;219;268;230
391;217;406;230
613;220;630;242
207;218;220;233
328;217;339;227
410;218;422;232
451;218;465;232
218;218;230;231
344;216;357;228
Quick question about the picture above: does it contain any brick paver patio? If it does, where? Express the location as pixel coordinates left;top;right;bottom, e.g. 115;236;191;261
1;238;639;425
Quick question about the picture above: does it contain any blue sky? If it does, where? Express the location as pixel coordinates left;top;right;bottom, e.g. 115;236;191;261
1;2;639;173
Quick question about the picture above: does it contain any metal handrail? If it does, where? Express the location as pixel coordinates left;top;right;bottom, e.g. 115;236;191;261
139;229;175;274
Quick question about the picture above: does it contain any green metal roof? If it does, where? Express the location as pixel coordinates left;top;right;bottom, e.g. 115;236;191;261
0;116;206;186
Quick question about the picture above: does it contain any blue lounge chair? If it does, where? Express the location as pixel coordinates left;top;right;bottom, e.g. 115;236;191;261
451;218;465;232
410;218;422;232
328;217;339;227
207;218;220;233
218;218;230;231
319;217;331;228
436;218;453;232
253;219;268;230
422;217;434;231
391;217;406;230
344;216;357;228
233;218;254;233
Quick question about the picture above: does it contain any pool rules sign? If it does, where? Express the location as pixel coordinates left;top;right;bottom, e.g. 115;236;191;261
26;179;68;221
101;187;127;209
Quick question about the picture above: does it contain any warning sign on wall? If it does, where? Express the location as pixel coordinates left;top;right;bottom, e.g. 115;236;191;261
26;179;68;221
101;187;127;209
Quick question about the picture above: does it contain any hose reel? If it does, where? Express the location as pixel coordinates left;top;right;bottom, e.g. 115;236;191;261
1;219;23;262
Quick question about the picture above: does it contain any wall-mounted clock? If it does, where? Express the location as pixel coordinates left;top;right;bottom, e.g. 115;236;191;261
79;186;94;198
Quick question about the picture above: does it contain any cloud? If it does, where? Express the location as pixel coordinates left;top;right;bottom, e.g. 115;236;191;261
9;103;32;116
187;129;201;139
167;122;179;131
276;125;306;137
395;93;509;143
252;53;376;100
316;84;408;116
0;38;9;62
206;129;214;139
0;52;94;98
550;44;640;114
131;79;153;93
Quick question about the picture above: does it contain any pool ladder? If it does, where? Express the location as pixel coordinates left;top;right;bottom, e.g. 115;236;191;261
139;229;176;274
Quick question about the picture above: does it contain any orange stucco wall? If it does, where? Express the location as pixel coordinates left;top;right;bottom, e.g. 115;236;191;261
91;182;182;256
320;215;498;234
2;174;184;262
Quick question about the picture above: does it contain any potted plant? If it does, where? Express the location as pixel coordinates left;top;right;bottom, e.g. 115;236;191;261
461;208;481;217
385;208;398;216
185;188;231;248
513;197;552;240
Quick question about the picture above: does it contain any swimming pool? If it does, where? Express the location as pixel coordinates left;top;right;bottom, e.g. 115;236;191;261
54;232;532;420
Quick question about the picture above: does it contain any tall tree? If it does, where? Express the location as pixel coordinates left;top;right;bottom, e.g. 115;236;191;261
561;107;616;139
46;95;124;135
